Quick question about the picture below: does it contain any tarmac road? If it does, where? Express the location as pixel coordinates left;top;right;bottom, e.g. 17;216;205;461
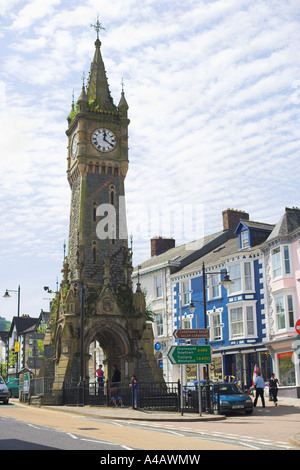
0;397;299;452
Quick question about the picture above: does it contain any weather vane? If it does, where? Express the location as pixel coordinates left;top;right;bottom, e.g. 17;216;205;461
90;15;105;40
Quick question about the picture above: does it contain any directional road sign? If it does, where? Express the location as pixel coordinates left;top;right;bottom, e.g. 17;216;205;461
167;345;212;365
173;328;209;339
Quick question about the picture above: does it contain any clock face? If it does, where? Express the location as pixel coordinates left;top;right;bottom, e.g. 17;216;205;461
91;128;116;152
71;133;78;159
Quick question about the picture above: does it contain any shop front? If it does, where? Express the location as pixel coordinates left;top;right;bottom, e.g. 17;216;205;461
267;337;300;398
219;347;272;389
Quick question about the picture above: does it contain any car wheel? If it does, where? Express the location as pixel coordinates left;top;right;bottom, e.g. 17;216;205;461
245;409;253;415
8;390;12;398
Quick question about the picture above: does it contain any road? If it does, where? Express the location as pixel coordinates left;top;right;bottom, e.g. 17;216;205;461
0;399;298;453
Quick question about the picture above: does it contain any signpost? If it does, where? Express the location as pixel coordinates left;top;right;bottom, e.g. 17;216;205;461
173;328;209;339
295;318;300;335
167;345;212;365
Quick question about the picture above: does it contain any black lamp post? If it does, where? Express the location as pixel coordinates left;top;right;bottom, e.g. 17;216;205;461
3;285;21;374
188;262;233;412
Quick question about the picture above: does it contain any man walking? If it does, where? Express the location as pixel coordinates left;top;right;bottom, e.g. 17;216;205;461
253;372;265;408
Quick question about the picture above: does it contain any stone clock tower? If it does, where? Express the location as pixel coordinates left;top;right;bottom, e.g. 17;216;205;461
42;24;164;399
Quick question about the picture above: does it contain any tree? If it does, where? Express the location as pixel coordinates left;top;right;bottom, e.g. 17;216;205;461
0;316;11;331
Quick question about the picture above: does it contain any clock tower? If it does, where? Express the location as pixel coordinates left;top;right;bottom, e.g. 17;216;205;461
66;32;130;288
42;23;164;399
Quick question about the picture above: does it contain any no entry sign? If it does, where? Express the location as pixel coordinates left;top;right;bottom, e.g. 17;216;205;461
295;318;300;335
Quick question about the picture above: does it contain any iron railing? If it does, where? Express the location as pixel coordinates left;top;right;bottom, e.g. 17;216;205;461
29;377;220;413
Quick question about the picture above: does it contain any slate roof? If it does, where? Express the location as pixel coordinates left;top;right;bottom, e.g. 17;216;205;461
267;207;300;241
133;230;227;273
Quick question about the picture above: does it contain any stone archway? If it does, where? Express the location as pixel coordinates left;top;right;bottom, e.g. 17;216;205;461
84;320;132;383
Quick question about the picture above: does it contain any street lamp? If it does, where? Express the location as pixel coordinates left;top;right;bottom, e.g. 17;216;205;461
3;285;21;374
187;262;233;413
3;285;20;318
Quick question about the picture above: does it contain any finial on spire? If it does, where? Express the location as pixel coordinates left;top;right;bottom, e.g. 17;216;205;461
121;77;125;93
81;71;86;88
90;14;105;41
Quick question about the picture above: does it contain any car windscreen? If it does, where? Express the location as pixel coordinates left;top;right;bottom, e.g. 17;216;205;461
218;384;241;394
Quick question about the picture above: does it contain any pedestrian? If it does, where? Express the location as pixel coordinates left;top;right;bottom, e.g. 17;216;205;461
110;385;123;407
111;364;121;386
129;374;138;409
110;365;122;405
268;373;280;406
253;372;265;408
95;364;104;395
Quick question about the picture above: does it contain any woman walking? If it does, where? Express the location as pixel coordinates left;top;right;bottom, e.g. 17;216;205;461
268;373;280;406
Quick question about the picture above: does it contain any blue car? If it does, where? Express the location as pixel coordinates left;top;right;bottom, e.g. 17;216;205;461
214;382;253;415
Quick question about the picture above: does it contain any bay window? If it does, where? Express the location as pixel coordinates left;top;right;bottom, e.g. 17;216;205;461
228;302;257;339
271;245;291;279
274;293;295;332
228;261;253;295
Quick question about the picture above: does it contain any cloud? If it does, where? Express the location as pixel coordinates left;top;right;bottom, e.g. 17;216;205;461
0;0;300;320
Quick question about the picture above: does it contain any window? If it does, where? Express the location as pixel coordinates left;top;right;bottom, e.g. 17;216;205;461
228;264;241;293
228;261;253;294
244;262;253;291
274;293;295;331
210;312;222;341
209;273;220;299
272;247;282;278
182;280;190;305
182;318;191;329
228;302;257;339
284;246;291;274
241;231;249;248
277;352;296;386
156;313;163;336
271;245;291;279
155;274;162;298
109;185;115;206
230;307;243;338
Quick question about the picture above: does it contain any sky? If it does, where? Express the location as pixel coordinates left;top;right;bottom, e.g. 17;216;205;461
0;0;299;322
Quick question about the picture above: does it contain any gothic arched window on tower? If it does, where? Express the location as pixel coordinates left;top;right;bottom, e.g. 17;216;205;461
109;185;115;206
101;164;106;174
114;165;119;175
93;201;98;222
95;163;99;174
107;165;112;175
88;161;93;172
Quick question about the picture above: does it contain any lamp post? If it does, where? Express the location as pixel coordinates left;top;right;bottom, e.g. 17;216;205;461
188;263;233;413
3;285;21;374
3;285;20;318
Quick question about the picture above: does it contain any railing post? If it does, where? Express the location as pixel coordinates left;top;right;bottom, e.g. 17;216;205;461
177;379;181;413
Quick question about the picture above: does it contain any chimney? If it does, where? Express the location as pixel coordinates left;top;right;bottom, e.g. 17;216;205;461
222;209;249;234
151;236;175;257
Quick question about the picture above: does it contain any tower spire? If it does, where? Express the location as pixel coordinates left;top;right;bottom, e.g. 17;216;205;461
87;16;116;113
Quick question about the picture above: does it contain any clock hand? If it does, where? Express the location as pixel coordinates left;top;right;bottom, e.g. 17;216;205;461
103;135;114;147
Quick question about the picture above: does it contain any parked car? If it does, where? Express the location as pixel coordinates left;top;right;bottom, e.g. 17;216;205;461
0;376;10;404
213;382;253;415
6;378;19;398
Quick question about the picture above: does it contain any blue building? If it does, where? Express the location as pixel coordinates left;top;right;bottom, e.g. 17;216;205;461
171;210;274;387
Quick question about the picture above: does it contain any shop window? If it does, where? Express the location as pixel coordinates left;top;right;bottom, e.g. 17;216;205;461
277;352;296;386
